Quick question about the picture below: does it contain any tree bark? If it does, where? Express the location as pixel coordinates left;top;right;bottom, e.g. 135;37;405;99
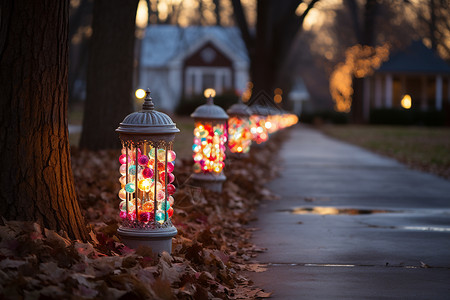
79;0;138;150
232;0;318;97
347;0;378;123
0;0;88;241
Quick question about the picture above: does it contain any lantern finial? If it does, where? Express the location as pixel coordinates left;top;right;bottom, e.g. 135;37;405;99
206;96;214;105
142;89;155;111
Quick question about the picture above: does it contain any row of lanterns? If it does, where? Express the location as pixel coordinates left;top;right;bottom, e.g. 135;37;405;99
116;89;298;253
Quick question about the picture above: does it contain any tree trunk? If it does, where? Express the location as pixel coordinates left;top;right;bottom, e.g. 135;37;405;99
348;0;378;123
232;0;319;99
0;0;88;241
79;0;138;150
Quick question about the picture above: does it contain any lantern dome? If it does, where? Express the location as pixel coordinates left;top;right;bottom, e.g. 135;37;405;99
227;102;252;117
191;97;229;120
250;104;271;116
117;90;180;135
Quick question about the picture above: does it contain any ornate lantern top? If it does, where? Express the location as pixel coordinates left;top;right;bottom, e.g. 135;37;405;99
250;104;271;116
227;101;252;117
116;90;180;135
191;97;229;121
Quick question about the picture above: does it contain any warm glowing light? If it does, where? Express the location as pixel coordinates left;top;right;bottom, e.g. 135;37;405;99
135;0;149;29
118;145;177;223
274;88;283;95
250;115;269;144
265;121;272;129
401;94;412;109
192;122;227;174
228;116;252;154
135;89;146;99
204;88;216;98
274;94;282;103
330;44;390;112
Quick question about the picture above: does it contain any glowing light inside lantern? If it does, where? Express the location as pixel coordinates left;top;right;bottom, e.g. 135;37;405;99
250;115;269;144
228;116;252;154
192;121;227;174
118;145;177;224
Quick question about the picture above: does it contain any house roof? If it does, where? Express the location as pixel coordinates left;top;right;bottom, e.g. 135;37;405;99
140;25;249;68
377;40;450;74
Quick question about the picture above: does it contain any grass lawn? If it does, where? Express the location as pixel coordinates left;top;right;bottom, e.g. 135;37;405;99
320;125;450;180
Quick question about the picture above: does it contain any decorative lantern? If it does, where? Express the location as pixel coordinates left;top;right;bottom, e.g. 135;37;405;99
226;101;253;157
191;96;229;192
265;108;281;135
116;90;179;253
249;105;270;144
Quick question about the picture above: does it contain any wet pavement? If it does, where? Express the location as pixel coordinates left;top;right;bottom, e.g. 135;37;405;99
246;126;450;299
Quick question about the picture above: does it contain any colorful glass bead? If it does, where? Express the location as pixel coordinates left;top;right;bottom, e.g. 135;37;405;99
119;176;127;186
119;200;126;212
138;155;149;166
155;210;165;223
155;190;165;201
159;171;175;184
119;164;127;175
139;211;151;223
128;165;137;175
138;179;151;192
142;201;154;212
167;184;176;195
193;162;202;173
125;182;135;193
160;201;171;211
118;188;126;200
157;162;165;171
142;167;153;179
167;150;176;161
167;207;174;218
157;149;166;161
119;154;130;164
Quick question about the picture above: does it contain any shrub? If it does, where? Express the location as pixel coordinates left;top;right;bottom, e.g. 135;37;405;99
369;108;446;126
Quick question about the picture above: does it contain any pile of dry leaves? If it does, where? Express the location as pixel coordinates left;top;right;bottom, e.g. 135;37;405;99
0;131;289;299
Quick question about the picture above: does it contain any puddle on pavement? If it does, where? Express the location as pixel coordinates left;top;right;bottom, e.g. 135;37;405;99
285;206;396;215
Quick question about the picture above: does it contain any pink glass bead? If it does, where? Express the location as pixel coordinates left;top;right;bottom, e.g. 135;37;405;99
142;167;153;179
167;184;176;195
139;211;151;223
167;162;174;173
138;155;149;166
119;154;130;164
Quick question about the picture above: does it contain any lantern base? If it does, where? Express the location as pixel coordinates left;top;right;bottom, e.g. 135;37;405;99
117;225;177;254
191;173;226;193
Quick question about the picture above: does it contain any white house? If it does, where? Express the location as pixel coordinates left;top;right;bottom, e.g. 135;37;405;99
137;25;249;112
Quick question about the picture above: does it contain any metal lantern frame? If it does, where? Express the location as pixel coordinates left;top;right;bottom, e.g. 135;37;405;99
226;101;253;158
190;96;229;193
116;90;180;253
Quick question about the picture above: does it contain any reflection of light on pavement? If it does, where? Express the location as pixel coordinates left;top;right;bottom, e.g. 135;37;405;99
305;264;355;267
290;206;391;215
402;226;450;232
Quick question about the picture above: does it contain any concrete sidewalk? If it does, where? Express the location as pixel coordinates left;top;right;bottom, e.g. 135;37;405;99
247;126;450;299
